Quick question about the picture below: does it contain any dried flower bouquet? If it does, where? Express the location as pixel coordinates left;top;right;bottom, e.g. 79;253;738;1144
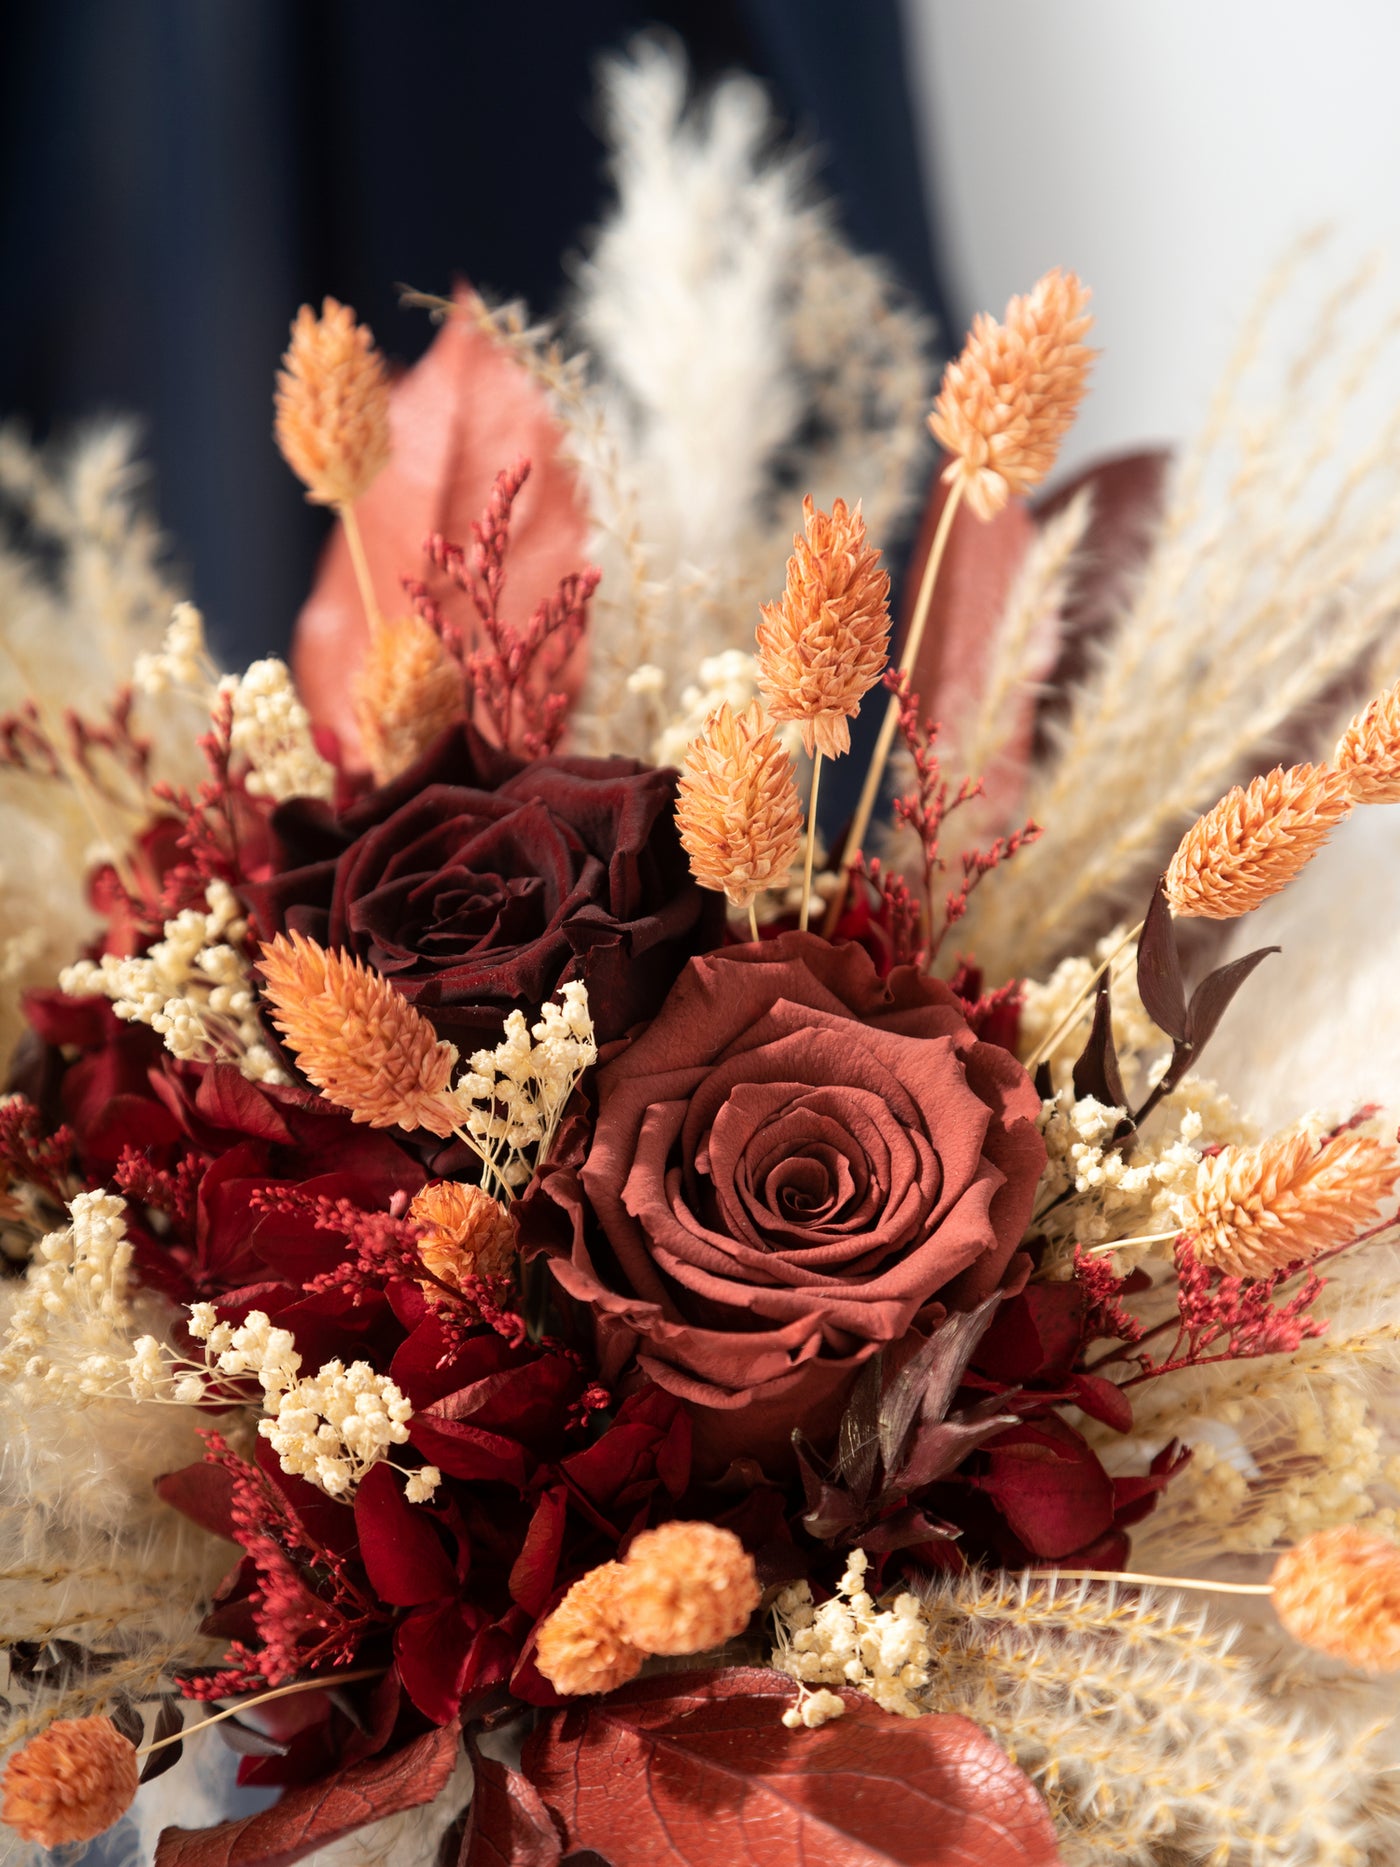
3;44;1400;1867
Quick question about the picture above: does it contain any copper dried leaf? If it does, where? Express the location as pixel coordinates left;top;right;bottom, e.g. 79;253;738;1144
1135;879;1187;1041
154;1724;461;1867
290;285;591;762
1070;978;1126;1111
877;1294;1001;1476
460;1746;562;1867
1183;946;1280;1052
522;1667;1063;1867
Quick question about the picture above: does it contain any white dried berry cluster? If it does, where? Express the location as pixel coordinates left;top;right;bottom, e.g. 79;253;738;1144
772;1550;931;1724
0;1191;142;1400
221;657;335;803
60;879;288;1086
129;1304;439;1503
132;602;218;697
453;982;598;1194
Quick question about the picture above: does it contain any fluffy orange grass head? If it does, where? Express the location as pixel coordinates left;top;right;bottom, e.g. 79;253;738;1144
676;700;803;911
1;1715;139;1847
410;1180;517;1289
534;1561;644;1697
756;496;891;760
259;931;460;1136
1335;678;1400;805
1185;1126;1400;1278
611;1522;761;1658
354;613;465;786
929;268;1095;522
1164;762;1352;920
275;297;391;507
1272;1524;1400;1673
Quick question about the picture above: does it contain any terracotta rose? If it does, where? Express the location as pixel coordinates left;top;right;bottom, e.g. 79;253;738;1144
519;933;1046;1472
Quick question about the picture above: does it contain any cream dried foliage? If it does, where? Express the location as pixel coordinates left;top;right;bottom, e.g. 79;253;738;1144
928;268;1095;522
1335;678;1400;804
275;299;391;508
353;614;465;785
755;496;891;760
1116;1233;1400;1567
555;38;932;757
676;699;802;909
1184;1126;1399;1276
960;245;1400;980
0;425;206;1077
916;1570;1384;1866
258;933;460;1137
1164;762;1353;921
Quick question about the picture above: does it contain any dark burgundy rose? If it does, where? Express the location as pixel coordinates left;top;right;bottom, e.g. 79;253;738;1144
244;723;724;1049
519;933;1047;1474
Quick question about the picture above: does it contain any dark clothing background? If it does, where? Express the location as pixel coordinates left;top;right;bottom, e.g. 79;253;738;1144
0;0;947;668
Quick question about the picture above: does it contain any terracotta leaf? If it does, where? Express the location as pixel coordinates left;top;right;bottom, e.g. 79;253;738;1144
153;1724;461;1867
290;285;591;763
460;1747;563;1867
522;1666;1063;1866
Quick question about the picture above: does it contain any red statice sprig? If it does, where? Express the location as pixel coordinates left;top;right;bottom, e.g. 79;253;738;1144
0;1099;77;1210
151;688;272;917
0;689;150;806
1079;1240;1327;1391
850;852;926;971
113;1148;201;1233
407;459;600;757
885;671;1041;964
182;1432;388;1700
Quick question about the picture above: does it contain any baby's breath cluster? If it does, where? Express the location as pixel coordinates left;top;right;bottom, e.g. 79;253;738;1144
453;982;597;1196
62;880;288;1085
0;1191;138;1400
772;1551;931;1724
129;1305;439;1503
131;601;218;698
221;658;335;803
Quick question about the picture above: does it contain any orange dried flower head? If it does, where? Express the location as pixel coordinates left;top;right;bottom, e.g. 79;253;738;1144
355;615;465;786
1272;1524;1400;1672
275;297;391;507
1185;1128;1399;1277
676;701;803;911
756;496;891;760
929;268;1095;521
1335;679;1400;805
612;1521;761;1658
259;931;460;1136
535;1561;645;1696
410;1180;517;1289
1164;762;1352;920
2;1715;139;1847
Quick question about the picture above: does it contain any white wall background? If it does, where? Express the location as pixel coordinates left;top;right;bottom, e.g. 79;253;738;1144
901;0;1400;470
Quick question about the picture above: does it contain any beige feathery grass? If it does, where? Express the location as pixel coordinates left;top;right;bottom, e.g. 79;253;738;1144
1272;1526;1400;1674
1164;763;1353;920
756;495;891;760
258;932;460;1136
274;298;390;508
1184;1126;1398;1276
920;1569;1382;1865
1336;679;1400;804
676;700;802;910
353;614;465;786
959;244;1400;980
928;268;1095;522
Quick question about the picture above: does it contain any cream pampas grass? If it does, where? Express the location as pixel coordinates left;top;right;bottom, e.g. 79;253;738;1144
960;246;1400;979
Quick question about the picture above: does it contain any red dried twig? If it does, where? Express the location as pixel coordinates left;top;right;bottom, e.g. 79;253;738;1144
409;458;600;757
885;671;1040;965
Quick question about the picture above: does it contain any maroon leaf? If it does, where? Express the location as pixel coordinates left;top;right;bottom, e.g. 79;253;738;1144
461;1748;562;1867
154;1725;461;1867
156;1459;238;1544
1135;880;1187;1041
354;1461;457;1606
1069;1373;1134;1434
522;1667;1062;1867
1184;946;1279;1052
976;1419;1116;1559
1071;979;1125;1111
